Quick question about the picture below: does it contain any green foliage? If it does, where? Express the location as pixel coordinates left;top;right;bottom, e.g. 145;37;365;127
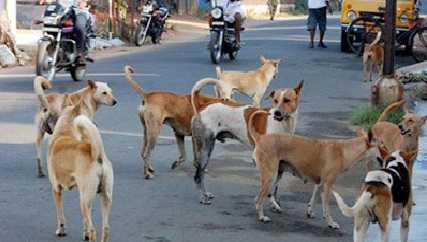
351;104;404;130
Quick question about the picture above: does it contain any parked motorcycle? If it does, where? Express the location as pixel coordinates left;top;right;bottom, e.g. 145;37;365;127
135;0;169;46
209;0;241;64
35;3;93;82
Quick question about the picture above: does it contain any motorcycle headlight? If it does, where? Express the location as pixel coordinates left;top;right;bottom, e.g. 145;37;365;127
211;8;222;19
347;10;357;21
43;16;59;25
400;14;409;24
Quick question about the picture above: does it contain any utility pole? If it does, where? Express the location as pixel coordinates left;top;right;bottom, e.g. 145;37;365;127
383;0;396;77
372;0;403;106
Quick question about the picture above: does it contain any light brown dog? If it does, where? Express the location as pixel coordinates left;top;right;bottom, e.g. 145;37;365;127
248;110;375;228
124;65;223;179
215;56;281;107
363;31;384;82
34;76;117;177
47;101;113;242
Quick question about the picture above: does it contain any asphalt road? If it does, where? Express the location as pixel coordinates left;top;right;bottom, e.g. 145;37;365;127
0;17;426;242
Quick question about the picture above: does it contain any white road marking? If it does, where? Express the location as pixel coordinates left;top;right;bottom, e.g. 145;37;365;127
0;73;159;79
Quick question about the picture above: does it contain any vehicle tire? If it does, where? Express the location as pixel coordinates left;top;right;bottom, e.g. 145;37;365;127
70;65;86;82
135;24;147;46
410;27;427;63
347;17;383;56
209;31;221;64
340;30;351;53
36;40;56;81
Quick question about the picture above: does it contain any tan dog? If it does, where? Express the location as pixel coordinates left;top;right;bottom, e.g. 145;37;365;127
248;110;375;228
333;151;411;242
34;76;117;177
47;101;113;242
363;31;384;82
399;111;427;175
368;100;405;170
215;56;281;107
191;78;303;204
124;65;222;179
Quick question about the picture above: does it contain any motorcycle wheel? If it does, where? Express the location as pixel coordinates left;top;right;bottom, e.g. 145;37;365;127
209;31;221;64
70;64;86;82
135;24;147;46
36;40;56;81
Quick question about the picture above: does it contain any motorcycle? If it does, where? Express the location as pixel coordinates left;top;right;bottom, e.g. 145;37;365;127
209;0;242;64
135;0;169;46
35;3;93;82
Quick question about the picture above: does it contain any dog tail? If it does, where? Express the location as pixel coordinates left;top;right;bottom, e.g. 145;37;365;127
248;110;269;145
74;115;107;163
191;78;225;114
33;76;52;110
124;65;147;97
377;99;405;122
370;31;382;47
333;191;372;218
215;66;222;79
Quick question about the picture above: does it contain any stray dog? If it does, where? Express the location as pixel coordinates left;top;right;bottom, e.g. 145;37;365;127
333;151;411;242
47;101;113;242
248;110;375;228
368;100;405;170
215;55;281;107
34;76;117;177
124;65;222;179
399;111;427;175
363;31;384;82
191;78;303;204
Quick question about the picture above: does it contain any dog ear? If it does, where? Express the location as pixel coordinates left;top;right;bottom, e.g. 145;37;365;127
294;80;304;95
260;55;267;64
88;80;97;89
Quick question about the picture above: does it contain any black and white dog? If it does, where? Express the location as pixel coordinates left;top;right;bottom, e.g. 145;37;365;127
333;151;411;242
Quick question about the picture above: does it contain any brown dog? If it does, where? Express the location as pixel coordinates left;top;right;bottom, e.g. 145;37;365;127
215;56;281;107
248;110;375;228
34;76;117;177
363;31;384;82
124;65;223;179
47;101;113;242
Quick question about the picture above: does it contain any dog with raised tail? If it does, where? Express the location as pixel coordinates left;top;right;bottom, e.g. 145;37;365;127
191;78;303;205
124;65;225;179
363;31;384;82
333;151;411;242
47;101;114;242
34;76;117;177
215;55;281;107
248;110;376;229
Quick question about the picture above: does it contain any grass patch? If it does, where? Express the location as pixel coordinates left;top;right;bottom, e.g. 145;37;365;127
351;104;404;130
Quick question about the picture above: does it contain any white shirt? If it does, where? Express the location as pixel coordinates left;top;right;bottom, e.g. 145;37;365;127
308;0;327;9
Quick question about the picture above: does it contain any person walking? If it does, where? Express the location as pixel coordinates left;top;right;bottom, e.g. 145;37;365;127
267;0;278;21
307;0;332;48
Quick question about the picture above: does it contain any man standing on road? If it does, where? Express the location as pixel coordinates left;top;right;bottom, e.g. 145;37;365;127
307;0;332;48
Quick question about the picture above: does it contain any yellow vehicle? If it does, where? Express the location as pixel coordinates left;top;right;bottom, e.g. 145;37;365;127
340;0;418;53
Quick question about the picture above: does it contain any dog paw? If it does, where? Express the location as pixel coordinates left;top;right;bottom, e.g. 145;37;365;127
205;192;215;199
271;205;282;214
306;208;315;218
328;221;340;230
259;216;272;223
200;197;212;205
148;167;155;173
55;227;67;237
37;171;45;178
170;160;184;170
144;172;154;180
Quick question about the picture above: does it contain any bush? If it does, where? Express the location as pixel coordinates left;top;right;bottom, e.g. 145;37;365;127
351;104;404;130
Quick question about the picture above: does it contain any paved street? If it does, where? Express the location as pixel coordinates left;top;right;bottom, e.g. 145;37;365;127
1;17;426;242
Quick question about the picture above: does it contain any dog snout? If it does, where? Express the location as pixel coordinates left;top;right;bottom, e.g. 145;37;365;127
398;124;403;130
274;110;282;117
112;99;118;106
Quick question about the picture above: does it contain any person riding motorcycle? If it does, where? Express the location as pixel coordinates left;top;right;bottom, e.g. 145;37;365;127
208;0;246;47
56;0;93;59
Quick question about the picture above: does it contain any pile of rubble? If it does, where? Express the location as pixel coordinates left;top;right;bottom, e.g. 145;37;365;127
0;15;30;68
